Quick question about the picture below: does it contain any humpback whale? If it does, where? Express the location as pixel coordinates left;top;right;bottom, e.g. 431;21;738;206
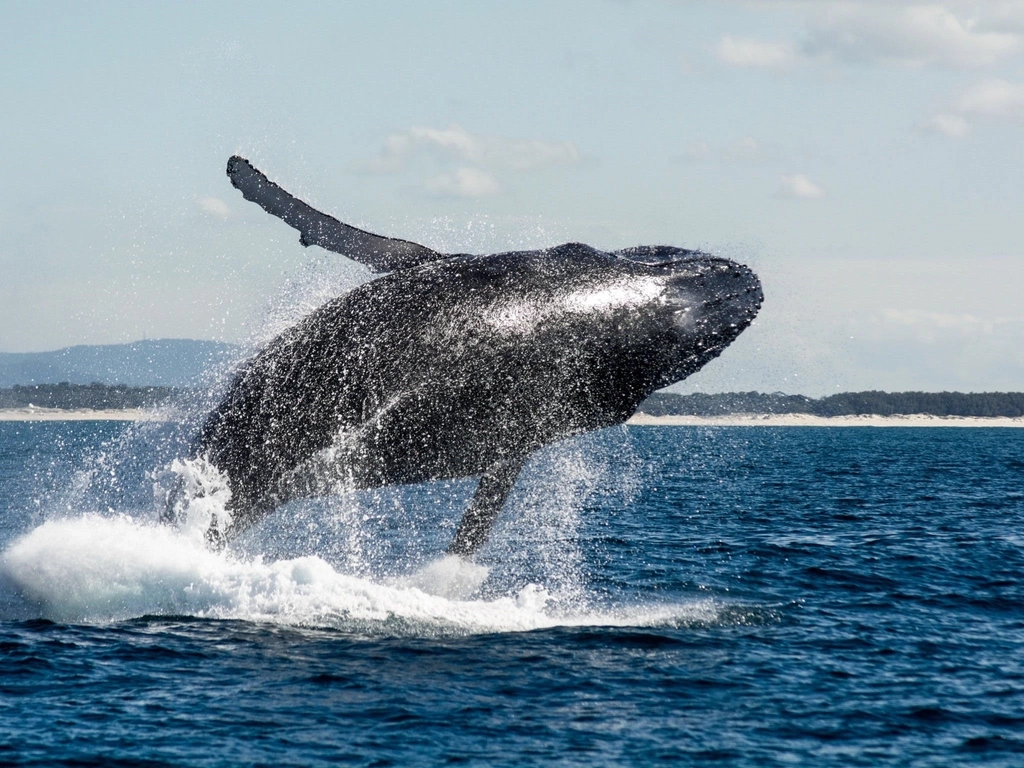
184;156;762;556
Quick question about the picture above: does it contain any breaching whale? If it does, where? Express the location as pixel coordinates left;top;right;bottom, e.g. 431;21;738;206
184;156;762;556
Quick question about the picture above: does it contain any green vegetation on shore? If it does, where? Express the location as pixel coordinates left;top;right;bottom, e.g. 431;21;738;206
0;383;176;410
2;384;1024;418
639;391;1024;418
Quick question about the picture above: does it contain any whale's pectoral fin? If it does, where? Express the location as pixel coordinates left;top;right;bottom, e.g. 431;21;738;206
226;155;458;272
447;456;527;558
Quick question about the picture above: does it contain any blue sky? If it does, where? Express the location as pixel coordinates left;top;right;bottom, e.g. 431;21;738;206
2;0;1022;394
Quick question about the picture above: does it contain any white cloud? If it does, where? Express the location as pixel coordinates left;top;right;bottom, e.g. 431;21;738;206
919;112;971;137
860;309;1019;344
843;307;1024;391
776;173;826;199
720;136;765;162
976;0;1024;34
424;167;501;198
719;3;1023;71
803;4;1021;68
923;78;1024;138
363;124;580;197
717;36;797;69
197;197;230;220
367;124;581;173
956;77;1024;116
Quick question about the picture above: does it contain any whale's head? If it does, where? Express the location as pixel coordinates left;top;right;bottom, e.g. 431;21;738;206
614;246;763;390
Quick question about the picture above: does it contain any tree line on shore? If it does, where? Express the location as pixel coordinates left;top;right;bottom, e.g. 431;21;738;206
0;382;176;410
2;383;1024;417
639;391;1024;418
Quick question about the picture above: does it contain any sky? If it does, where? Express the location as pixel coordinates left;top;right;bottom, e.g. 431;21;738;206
1;0;1022;395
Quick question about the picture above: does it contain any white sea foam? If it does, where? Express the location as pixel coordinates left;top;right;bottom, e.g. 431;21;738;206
397;554;491;600
0;515;727;633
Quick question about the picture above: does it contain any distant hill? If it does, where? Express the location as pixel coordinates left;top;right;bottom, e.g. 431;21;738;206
0;339;239;388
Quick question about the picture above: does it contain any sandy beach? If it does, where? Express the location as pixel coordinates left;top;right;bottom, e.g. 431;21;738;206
1;408;1022;427
0;407;164;422
627;413;1024;428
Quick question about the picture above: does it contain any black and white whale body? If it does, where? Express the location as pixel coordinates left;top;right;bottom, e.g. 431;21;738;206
191;156;763;556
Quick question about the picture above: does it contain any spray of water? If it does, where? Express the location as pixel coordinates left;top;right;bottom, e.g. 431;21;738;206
0;513;739;633
0;232;738;633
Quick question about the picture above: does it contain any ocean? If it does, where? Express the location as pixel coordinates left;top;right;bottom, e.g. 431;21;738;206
0;420;1022;766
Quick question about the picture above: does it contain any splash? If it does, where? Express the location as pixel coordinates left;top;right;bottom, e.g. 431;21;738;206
0;228;701;634
0;515;732;633
1;412;652;632
397;554;491;600
156;456;233;544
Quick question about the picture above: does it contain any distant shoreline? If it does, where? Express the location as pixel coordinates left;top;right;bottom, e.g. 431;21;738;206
6;385;1024;421
627;413;1024;428
2;407;1023;427
0;407;163;422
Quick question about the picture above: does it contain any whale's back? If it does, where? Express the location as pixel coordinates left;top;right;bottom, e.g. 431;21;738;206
198;248;655;527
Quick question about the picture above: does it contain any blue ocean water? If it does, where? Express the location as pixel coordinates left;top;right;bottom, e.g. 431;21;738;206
1;420;1022;766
